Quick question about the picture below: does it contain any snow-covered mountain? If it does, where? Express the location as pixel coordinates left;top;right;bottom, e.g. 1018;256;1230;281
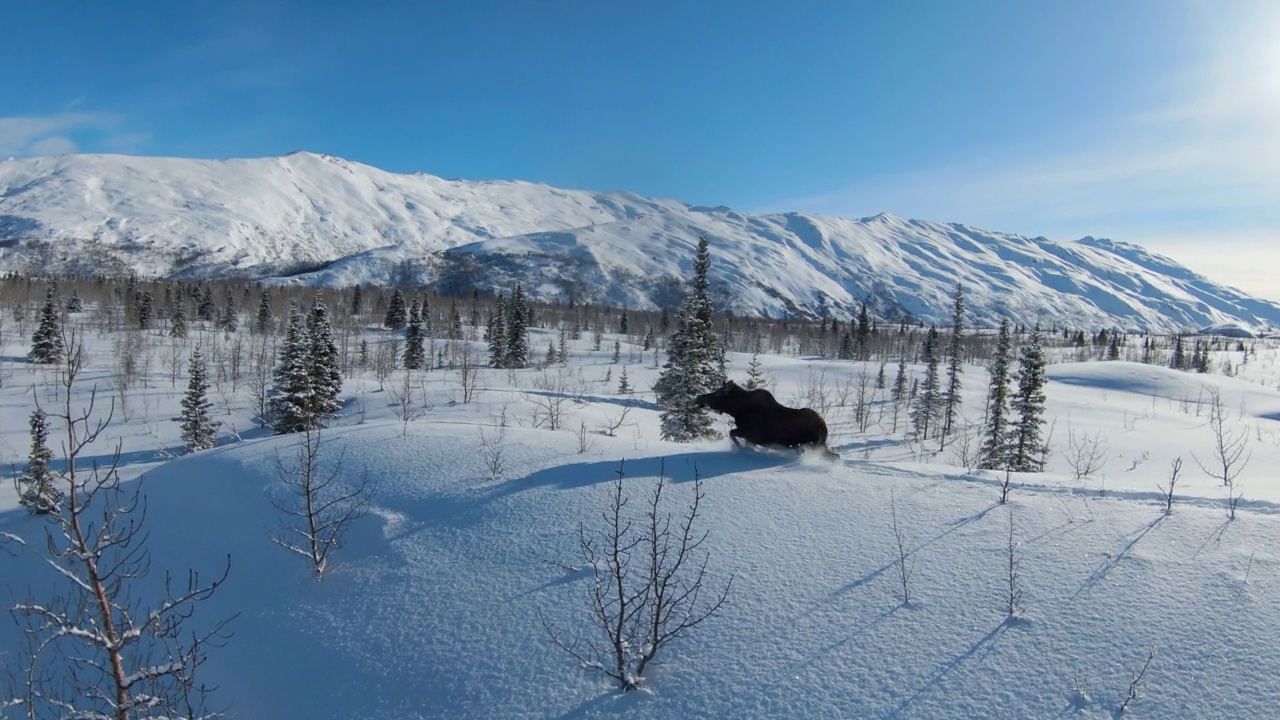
1;151;1275;332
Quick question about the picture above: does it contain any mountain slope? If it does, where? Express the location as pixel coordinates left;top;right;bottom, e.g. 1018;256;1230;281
1;152;1275;332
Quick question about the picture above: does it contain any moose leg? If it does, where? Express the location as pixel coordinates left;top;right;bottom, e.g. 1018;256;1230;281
729;427;746;448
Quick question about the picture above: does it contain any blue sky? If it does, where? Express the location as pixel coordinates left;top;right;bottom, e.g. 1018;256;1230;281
3;0;1278;299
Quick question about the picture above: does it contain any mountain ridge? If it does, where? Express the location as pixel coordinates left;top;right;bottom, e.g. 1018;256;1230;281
1;151;1275;333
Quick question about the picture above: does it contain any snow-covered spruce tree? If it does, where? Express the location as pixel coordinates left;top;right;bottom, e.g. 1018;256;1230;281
180;347;221;451
911;326;941;441
169;312;187;339
979;318;1013;470
487;294;507;368
197;286;216;322
403;304;426;370
384;288;407;330
745;351;765;389
618;366;631;394
16;407;60;514
269;302;315;434
1008;328;1048;472
654;234;722;442
219;287;239;332
306;299;343;424
505;284;529;369
255;289;274;335
941;284;965;440
855;302;872;360
619;308;629;334
136;290;154;330
29;283;64;365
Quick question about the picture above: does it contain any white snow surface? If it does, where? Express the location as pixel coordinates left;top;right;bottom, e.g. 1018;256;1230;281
4;322;1280;718
3;152;1278;332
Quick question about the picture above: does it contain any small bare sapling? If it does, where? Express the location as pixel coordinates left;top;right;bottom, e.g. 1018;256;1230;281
890;490;915;606
1158;456;1182;514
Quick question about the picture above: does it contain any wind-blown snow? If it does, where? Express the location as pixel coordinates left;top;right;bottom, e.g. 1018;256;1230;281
4;324;1280;718
2;152;1276;332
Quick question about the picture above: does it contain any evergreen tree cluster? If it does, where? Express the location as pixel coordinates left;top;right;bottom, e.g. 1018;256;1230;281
269;300;344;434
979;323;1048;472
486;285;530;369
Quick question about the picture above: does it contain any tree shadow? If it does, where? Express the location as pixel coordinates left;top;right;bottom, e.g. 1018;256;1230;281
1071;515;1164;600
884;620;1014;719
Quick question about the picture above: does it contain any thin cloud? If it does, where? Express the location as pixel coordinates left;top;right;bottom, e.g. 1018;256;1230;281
0;113;111;157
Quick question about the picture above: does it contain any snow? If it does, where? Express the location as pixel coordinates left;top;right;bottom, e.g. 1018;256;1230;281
3;152;1279;332
3;321;1280;718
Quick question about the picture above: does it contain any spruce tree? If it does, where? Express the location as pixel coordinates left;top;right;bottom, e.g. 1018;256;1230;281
29;283;64;364
619;309;630;334
892;355;908;405
941;284;965;439
197;286;216;322
66;293;83;313
611;339;621;364
488;295;507;368
169;312;188;339
384;289;407;330
307;300;343;424
136;290;154;330
654;234;721;442
180;348;220;451
219;287;239;332
911;326;941;441
17;408;60;514
979;318;1013;470
270;302;314;434
351;285;364;317
642;326;654;351
1008;329;1047;472
404;309;426;370
256;290;274;335
1170;335;1186;370
618;366;631;394
745;351;765;389
856;302;872;360
505;285;529;368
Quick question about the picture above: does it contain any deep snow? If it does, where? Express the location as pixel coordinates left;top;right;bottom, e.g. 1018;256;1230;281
3;321;1280;718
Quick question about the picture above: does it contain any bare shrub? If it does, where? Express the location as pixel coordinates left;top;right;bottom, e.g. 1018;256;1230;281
9;325;232;719
478;424;507;482
1158;456;1181;514
269;426;377;579
1005;507;1023;618
890;491;915;606
454;343;482;403
1065;425;1109;480
387;369;425;437
1116;651;1155;715
543;463;731;691
575;421;593;454
602;403;634;437
1192;388;1251;487
530;370;571;431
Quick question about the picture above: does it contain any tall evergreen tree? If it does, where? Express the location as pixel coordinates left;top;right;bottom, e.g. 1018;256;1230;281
136;290;154;330
197;286;216;322
619;309;630;334
17;408;60;514
256;289;274;335
642;326;654;351
1170;335;1186;370
941;284;965;439
505;285;529;369
892;354;909;405
488;295;507;368
745;351;765;389
384;288;408;330
307;300;343;424
911;326;941;441
855;302;872;360
351;284;364;317
404;309;426;370
180;348;220;451
270;302;314;434
611;339;622;364
169;312;188;339
979;319;1013;470
219;287;239;332
29;283;64;364
1008;329;1048;472
654;234;722;442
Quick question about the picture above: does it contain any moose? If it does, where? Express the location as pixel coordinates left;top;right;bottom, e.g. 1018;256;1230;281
694;380;838;459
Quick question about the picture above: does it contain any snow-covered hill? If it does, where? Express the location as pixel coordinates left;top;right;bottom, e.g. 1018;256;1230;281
2;152;1276;332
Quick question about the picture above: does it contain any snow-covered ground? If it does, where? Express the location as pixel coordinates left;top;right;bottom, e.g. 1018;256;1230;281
3;319;1280;719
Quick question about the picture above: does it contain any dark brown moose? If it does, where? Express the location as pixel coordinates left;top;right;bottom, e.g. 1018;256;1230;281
694;380;838;459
